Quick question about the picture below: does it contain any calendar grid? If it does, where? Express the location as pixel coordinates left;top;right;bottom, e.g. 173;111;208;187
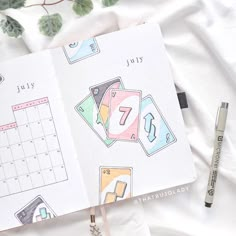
0;97;68;198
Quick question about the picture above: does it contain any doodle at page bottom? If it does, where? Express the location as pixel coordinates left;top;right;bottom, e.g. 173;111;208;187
15;195;56;224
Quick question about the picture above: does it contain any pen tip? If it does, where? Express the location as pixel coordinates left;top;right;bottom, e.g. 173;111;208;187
221;102;229;109
205;202;212;208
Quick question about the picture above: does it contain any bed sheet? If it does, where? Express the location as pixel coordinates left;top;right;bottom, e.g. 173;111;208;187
0;0;236;235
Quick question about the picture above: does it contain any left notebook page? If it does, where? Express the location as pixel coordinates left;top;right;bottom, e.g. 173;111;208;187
0;51;89;231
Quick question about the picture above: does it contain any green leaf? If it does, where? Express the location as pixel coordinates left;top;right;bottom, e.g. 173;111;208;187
0;16;24;38
0;0;9;10
73;0;93;16
102;0;119;7
0;0;25;10
38;13;62;37
10;0;25;9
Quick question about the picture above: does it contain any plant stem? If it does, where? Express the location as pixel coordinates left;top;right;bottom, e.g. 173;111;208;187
25;0;65;8
42;5;49;14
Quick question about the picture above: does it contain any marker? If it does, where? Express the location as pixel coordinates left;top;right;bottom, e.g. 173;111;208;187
205;102;229;208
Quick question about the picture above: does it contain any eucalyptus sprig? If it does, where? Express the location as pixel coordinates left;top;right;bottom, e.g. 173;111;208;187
0;0;25;10
0;0;120;38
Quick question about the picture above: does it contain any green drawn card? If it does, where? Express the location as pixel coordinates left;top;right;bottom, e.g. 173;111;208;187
75;94;115;147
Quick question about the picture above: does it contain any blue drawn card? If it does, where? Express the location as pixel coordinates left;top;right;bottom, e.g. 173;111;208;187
63;38;100;64
138;95;176;156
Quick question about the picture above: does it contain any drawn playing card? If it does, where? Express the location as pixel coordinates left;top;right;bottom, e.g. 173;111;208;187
75;94;115;147
107;89;141;141
90;77;124;129
100;167;132;204
138;95;176;156
63;38;100;64
15;195;56;224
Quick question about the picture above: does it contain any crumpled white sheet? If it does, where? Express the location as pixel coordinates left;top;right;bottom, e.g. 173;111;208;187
0;0;236;235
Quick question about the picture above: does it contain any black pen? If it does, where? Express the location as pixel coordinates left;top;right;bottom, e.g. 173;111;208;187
205;102;229;207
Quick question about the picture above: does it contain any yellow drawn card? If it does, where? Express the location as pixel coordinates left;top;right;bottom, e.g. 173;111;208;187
100;167;132;204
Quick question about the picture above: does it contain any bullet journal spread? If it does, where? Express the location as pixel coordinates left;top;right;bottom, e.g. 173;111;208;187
0;24;196;231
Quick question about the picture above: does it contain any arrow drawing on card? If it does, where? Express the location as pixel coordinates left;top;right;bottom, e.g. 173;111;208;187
144;113;156;142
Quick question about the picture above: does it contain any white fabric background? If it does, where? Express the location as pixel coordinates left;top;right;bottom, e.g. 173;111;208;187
0;0;236;235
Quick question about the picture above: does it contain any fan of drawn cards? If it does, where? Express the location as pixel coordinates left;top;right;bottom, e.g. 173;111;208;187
75;77;176;156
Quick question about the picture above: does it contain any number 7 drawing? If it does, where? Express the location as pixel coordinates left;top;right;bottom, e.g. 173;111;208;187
119;107;132;125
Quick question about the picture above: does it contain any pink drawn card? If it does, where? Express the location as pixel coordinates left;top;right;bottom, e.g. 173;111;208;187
107;89;141;141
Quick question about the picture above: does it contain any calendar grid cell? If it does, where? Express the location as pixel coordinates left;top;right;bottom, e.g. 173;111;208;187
0;97;68;198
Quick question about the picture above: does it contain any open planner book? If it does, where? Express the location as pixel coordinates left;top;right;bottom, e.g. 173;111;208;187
0;23;196;231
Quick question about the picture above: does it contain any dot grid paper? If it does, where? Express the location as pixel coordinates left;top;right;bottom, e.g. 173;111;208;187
0;97;68;198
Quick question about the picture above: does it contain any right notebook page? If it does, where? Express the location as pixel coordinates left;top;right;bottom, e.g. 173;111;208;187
51;23;197;206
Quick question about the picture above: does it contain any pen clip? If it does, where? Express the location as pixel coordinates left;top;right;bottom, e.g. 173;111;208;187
215;107;220;130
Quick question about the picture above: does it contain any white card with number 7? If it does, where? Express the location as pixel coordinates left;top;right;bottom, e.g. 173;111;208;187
107;89;142;142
